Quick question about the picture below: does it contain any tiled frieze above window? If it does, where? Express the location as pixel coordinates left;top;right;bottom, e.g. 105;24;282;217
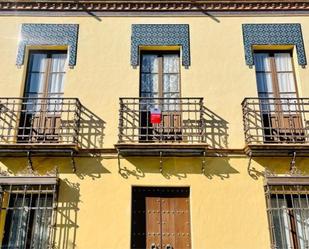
242;23;306;66
131;24;190;68
17;24;79;67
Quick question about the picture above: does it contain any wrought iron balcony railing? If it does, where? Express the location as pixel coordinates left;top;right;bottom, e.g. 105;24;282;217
118;97;206;143
242;98;309;145
0;97;81;145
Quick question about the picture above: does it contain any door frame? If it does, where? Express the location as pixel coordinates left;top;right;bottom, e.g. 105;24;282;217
130;186;191;249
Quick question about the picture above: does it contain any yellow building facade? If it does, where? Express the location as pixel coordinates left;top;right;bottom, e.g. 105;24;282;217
0;1;309;248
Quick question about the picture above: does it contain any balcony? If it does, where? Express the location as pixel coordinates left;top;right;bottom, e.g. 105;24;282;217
242;97;309;156
116;97;208;156
0;97;104;156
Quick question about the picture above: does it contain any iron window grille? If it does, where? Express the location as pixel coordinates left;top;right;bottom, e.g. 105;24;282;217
0;183;57;248
265;184;309;249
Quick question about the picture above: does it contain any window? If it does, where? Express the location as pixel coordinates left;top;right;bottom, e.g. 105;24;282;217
253;51;303;142
0;184;57;248
139;51;182;141
18;50;67;142
140;51;180;100
266;185;309;249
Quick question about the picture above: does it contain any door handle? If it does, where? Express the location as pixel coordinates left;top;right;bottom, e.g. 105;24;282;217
165;244;173;249
150;243;157;249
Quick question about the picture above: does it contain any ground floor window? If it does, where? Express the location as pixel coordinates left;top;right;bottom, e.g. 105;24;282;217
0;183;57;249
265;184;309;249
131;187;191;249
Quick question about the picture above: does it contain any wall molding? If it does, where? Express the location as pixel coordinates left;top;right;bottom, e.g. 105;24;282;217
1;1;309;12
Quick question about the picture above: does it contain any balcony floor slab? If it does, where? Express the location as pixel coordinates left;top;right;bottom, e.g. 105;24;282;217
115;143;208;157
245;144;309;157
0;143;79;157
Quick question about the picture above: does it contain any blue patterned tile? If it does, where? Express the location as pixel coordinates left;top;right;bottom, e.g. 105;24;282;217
17;24;79;67
242;24;306;66
131;24;190;68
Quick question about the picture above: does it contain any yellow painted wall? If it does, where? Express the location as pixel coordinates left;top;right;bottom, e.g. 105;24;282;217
0;14;309;249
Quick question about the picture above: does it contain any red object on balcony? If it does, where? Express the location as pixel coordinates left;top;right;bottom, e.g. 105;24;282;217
150;107;161;124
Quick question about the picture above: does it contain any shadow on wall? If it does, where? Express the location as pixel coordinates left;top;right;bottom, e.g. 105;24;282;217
118;157;239;180
78;105;105;149
202;106;229;149
0;157;110;179
250;157;309;177
54;178;80;249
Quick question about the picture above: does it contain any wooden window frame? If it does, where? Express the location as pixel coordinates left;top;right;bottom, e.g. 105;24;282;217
24;50;67;99
18;50;68;143
254;50;304;142
254;50;299;100
139;50;181;99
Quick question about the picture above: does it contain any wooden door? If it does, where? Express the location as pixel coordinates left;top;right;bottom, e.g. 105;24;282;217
132;187;191;249
160;198;191;249
19;51;67;142
140;52;181;141
145;197;162;249
254;51;303;142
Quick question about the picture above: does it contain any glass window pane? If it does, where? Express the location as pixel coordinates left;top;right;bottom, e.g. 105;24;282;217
275;53;293;72
141;74;158;94
49;73;65;94
259;93;275;112
277;73;296;93
162;93;180;111
163;54;179;73
30;54;47;72
256;72;273;93
31;196;53;248
254;53;271;71
141;55;158;73
3;196;30;248
163;74;179;93
50;54;67;73
279;95;298;112
270;197;293;249
293;196;309;249
28;73;45;93
163;92;180;98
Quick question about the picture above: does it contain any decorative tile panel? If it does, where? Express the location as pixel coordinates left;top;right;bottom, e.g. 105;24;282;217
242;24;306;66
17;24;79;67
131;24;190;68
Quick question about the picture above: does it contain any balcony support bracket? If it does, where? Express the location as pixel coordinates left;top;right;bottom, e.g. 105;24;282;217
27;151;34;173
71;151;76;173
202;150;206;175
247;151;260;179
160;151;163;173
247;151;252;170
289;151;299;175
